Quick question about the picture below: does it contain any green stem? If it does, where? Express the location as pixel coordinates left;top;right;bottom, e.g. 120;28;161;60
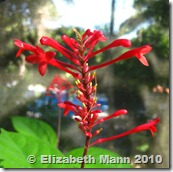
57;107;61;148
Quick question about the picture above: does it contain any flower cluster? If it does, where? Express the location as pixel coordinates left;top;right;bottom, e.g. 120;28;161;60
14;29;160;146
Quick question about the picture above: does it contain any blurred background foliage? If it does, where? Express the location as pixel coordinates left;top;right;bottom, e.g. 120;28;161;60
0;0;169;168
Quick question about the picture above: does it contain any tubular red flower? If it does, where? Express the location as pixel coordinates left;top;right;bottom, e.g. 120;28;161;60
15;41;80;77
87;39;131;59
54;59;80;72
90;118;160;146
47;75;73;95
89;45;152;71
40;36;80;66
62;35;79;52
46;58;81;78
82;29;93;40
14;39;36;57
93;109;128;126
58;101;79;116
22;45;56;76
83;30;106;50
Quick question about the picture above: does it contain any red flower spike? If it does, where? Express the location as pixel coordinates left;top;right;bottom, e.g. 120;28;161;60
14;29;160;152
90;118;160;146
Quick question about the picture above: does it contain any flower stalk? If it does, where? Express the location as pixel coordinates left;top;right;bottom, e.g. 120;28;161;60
46;75;73;148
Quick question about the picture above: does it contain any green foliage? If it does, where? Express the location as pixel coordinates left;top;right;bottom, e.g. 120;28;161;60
0;129;73;168
116;0;169;88
118;0;169;36
0;116;76;168
134;0;169;28
132;25;169;60
11;116;57;146
0;116;133;168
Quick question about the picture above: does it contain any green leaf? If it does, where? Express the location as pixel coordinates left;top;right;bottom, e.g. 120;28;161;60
66;147;133;168
11;116;57;146
0;129;77;168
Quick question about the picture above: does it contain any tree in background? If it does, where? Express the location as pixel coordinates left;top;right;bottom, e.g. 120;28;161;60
110;0;116;36
111;0;169;168
0;0;58;121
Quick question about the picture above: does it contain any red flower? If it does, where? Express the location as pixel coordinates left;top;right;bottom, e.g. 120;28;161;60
86;39;131;60
14;39;56;76
89;45;152;71
40;36;81;66
93;109;128;126
58;101;78;116
47;75;73;93
14;39;80;78
46;75;73;102
90;118;160;146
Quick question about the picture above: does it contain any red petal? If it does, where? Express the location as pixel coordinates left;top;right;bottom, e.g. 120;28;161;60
16;49;24;57
84;30;106;50
38;62;47;76
25;54;38;63
136;53;149;66
82;29;92;40
140;45;152;54
45;51;56;61
58;101;78;116
14;38;36;52
36;45;44;54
